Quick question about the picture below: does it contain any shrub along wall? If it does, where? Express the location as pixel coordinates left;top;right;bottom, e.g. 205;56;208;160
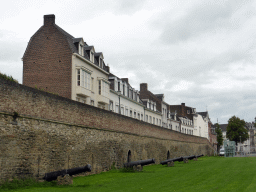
0;79;214;181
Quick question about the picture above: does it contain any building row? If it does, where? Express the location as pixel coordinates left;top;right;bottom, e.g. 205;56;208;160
217;118;256;154
22;14;216;145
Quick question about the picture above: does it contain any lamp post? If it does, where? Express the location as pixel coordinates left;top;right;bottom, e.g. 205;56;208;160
117;91;121;114
239;135;242;156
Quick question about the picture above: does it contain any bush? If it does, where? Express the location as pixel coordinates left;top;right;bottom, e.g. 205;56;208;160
0;72;18;83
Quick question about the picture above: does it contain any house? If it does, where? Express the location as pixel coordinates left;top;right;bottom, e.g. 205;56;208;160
169;103;196;135
108;73;144;120
139;83;164;127
23;14;110;109
169;112;180;132
196;112;210;139
178;115;194;135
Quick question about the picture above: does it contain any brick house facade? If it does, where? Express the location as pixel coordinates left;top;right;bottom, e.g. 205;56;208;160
23;14;110;109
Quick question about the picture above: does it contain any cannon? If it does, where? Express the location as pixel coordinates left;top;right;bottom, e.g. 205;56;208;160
43;164;92;182
195;154;204;158
160;157;183;165
124;159;155;171
182;155;196;163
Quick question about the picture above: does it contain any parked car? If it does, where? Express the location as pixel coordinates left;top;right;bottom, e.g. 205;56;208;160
219;149;225;156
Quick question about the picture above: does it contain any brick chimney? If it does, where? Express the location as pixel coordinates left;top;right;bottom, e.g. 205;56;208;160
140;83;148;91
181;103;185;117
44;14;55;26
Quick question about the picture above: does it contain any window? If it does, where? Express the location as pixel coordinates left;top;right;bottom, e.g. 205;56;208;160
156;118;158;125
138;113;140;120
100;58;103;68
77;69;90;89
153;117;155;124
121;107;124;115
149;116;152;123
116;105;119;113
99;81;101;95
99;80;109;97
91;100;94;106
134;112;136;118
77;70;80;86
159;120;161;126
91;77;94;92
141;114;143;120
109;101;113;111
125;108;128;116
79;44;84;56
146;115;148;122
90;51;94;62
187;110;190;114
130;110;132;117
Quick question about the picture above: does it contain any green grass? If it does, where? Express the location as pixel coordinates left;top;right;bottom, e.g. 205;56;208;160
3;156;256;192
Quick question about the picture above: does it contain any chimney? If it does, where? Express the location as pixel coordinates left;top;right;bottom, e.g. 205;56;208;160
44;14;55;26
140;83;148;91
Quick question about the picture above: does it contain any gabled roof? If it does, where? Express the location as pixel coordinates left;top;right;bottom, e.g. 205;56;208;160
73;38;83;43
55;23;108;72
213;124;228;132
154;94;165;101
197;112;208;117
55;25;77;53
84;46;94;51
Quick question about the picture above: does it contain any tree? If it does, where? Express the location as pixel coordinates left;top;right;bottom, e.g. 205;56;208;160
215;123;223;154
226;116;249;145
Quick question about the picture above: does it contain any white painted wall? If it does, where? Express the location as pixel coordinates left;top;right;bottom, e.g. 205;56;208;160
109;90;144;120
194;114;208;138
71;53;110;109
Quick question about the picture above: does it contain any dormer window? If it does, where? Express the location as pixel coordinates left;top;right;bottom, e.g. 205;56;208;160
100;58;103;68
90;51;94;62
79;44;84;56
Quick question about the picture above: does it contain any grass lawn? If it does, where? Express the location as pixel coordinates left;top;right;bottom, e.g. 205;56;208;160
2;156;256;192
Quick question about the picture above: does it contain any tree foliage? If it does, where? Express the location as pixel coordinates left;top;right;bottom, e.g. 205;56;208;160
226;116;249;145
215;123;223;152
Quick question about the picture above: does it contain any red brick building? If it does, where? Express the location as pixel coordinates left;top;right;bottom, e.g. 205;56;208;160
23;14;110;109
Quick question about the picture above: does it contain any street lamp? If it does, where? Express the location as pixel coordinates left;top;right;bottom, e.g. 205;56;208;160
239;135;242;156
117;91;121;114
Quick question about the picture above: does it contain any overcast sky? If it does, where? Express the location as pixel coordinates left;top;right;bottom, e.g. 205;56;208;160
1;0;256;124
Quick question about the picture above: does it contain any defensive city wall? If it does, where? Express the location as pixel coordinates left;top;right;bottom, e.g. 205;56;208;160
0;78;214;181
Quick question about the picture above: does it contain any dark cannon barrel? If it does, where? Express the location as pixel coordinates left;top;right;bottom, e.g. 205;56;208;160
43;164;92;182
160;157;183;165
182;155;196;160
124;159;155;168
195;154;204;158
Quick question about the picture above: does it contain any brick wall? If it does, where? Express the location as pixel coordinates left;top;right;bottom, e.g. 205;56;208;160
23;15;72;99
0;79;214;181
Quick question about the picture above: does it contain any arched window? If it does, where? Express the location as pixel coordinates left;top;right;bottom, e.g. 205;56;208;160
127;150;131;163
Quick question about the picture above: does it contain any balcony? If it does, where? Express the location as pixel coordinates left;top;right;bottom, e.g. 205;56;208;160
97;94;109;105
76;86;91;97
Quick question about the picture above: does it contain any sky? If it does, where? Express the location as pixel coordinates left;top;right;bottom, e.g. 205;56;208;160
0;0;256;124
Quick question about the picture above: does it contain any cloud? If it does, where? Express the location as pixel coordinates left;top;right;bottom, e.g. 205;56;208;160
157;0;255;44
114;0;146;15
